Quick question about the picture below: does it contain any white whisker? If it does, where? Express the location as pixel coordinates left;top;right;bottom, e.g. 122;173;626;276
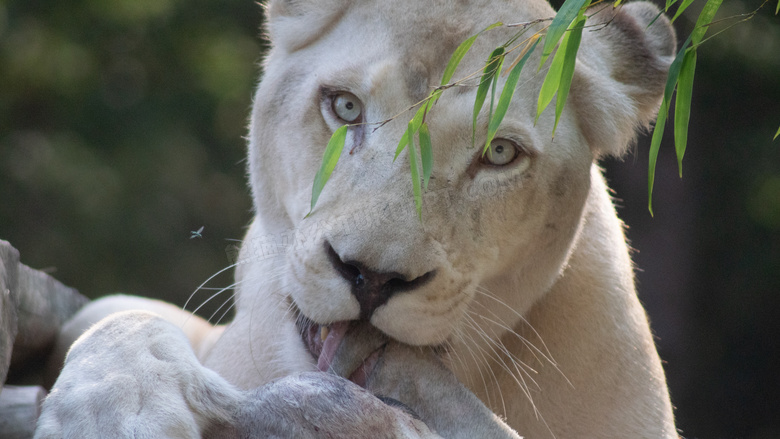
471;287;560;439
463;313;551;432
466;310;542;398
189;282;239;320
450;324;494;410
474;287;572;389
469;297;545;369
470;309;541;376
183;262;240;312
187;269;285;326
213;300;237;326
207;292;236;324
444;339;471;388
474;288;558;365
461;313;510;418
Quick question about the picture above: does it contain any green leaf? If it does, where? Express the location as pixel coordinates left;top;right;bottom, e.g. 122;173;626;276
473;47;505;147
552;10;586;136
536;23;572;124
485;54;505;148
774;125;780;141
407;121;423;219
673;49;697;177
540;0;590;67
648;33;693;215
646;26;697;215
394;104;427;161
308;125;348;216
690;0;723;46
671;0;695;22
441;22;503;86
648;100;669;216
776;0;779;15
413;101;429;126
484;38;540;151
395;130;411;161
664;0;679;12
662;33;693;111
419;123;433;190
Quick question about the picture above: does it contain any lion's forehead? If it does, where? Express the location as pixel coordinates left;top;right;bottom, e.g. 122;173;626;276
270;0;556;100
377;4;551;75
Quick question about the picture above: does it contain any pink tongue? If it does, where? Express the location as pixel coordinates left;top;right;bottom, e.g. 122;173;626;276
317;321;350;372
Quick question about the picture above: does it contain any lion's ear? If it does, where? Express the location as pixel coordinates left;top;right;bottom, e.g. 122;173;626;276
264;0;350;53
571;2;676;158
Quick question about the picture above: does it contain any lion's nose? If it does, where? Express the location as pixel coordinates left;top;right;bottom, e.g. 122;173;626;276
325;241;435;320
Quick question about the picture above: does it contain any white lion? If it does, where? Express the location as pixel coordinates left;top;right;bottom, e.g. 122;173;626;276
36;0;678;437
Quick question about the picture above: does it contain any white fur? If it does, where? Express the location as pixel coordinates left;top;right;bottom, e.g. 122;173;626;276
39;1;678;437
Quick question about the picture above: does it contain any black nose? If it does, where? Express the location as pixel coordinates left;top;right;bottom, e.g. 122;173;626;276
325;241;436;320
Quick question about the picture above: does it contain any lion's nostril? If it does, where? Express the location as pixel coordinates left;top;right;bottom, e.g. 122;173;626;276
324;241;435;319
326;242;360;281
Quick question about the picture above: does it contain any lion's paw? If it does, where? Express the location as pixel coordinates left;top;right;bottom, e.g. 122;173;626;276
35;310;242;438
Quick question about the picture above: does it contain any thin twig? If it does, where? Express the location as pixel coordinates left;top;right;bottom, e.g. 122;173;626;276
506;17;554;28
690;0;770;49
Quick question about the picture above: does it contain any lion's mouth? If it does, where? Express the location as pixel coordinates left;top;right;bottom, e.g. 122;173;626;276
293;303;385;387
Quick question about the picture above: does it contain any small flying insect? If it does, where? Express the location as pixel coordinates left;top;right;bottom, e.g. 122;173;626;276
190;226;204;239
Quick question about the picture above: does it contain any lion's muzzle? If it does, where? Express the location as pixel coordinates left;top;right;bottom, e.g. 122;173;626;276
324;241;436;319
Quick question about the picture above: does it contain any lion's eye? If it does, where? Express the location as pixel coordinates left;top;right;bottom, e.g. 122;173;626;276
482;138;520;166
332;92;362;123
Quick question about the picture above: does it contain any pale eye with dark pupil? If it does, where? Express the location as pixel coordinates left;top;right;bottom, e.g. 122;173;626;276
482;138;519;166
332;92;362;123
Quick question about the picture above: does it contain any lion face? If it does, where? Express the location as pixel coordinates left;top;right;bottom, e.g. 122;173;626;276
242;0;673;352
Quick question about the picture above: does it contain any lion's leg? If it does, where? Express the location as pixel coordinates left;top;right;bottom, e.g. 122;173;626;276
44;294;220;388
37;310;439;439
36;310;241;439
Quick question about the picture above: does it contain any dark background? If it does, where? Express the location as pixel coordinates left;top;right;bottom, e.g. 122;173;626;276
1;1;778;437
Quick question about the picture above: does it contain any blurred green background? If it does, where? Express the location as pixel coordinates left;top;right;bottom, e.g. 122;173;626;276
0;0;778;437
0;0;259;319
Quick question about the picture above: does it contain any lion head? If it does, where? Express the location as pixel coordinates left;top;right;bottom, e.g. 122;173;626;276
236;0;674;385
